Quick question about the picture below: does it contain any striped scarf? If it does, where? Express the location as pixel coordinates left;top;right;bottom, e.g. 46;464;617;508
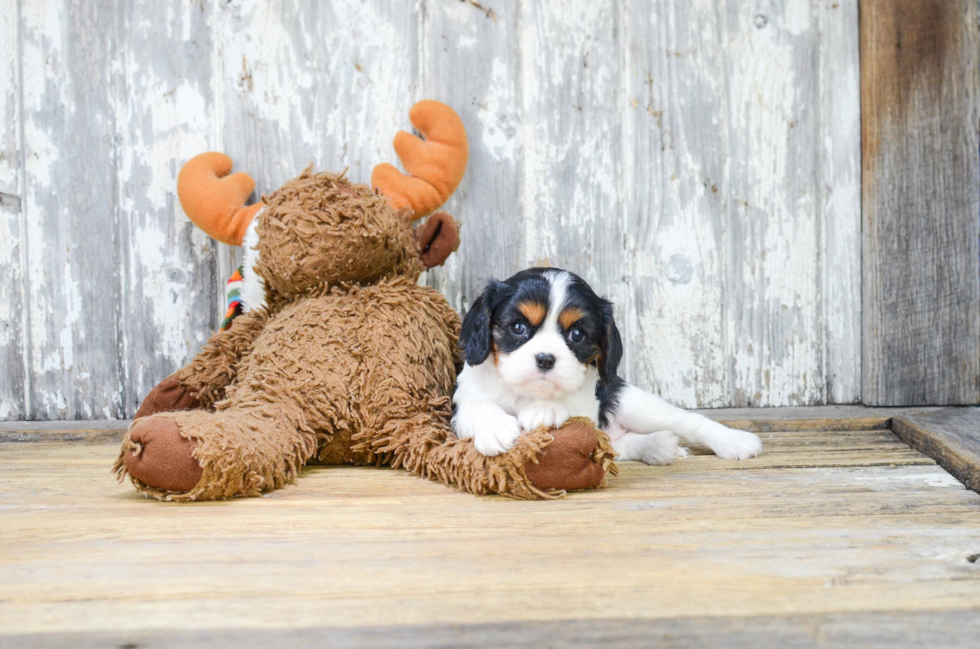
220;267;245;331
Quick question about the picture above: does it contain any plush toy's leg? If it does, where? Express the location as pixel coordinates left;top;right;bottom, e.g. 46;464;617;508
524;419;618;492
361;397;616;499
114;406;317;501
119;416;203;492
417;418;615;499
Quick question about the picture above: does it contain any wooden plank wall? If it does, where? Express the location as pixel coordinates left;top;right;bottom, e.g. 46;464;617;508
1;0;864;419
860;0;980;406
0;0;25;420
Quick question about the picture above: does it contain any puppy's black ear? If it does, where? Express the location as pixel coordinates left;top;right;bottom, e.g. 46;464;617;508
459;295;491;366
459;280;505;366
599;302;623;383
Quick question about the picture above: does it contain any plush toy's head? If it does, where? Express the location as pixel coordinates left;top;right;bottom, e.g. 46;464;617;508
177;100;468;302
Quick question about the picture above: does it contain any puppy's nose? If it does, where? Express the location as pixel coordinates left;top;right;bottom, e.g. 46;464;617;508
535;353;556;371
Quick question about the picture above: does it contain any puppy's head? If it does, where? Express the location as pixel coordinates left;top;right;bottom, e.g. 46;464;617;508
459;268;622;399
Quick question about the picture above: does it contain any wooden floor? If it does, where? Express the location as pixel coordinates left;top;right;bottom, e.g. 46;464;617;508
2;410;980;647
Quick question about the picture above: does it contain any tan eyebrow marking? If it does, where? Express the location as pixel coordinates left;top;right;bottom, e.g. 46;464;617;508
517;301;547;326
559;307;586;330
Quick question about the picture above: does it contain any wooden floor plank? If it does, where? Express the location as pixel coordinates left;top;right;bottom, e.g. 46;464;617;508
5;610;980;649
716;417;892;433
0;405;934;442
892;408;980;492
1;421;979;641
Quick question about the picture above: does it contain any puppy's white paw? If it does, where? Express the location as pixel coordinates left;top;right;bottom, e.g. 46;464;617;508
517;400;570;432
702;422;762;460
636;431;683;465
455;404;523;456
472;412;522;456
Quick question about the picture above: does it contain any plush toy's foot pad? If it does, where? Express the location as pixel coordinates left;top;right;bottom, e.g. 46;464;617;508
526;420;609;492
134;375;204;420
123;417;203;493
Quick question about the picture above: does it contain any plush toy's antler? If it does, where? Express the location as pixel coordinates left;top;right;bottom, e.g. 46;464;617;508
177;152;264;246
372;100;469;219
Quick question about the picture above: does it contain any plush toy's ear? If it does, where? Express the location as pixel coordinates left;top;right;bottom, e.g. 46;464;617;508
177;152;264;246
598;302;623;383
372;100;469;219
459;280;504;367
416;211;460;268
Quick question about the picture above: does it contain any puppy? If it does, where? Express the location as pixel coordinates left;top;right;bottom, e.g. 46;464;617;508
452;268;763;464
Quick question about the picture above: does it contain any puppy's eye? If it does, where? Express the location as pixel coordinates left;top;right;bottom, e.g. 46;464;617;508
510;322;528;336
568;328;584;343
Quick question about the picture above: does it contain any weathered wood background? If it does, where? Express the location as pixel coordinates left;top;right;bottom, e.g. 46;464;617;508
860;0;980;406
1;0;866;419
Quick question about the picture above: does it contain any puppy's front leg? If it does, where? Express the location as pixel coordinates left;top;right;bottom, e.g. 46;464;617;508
453;402;522;456
613;385;762;460
517;400;570;432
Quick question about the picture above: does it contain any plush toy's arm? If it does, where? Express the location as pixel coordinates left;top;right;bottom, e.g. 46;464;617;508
134;311;269;419
175;310;270;406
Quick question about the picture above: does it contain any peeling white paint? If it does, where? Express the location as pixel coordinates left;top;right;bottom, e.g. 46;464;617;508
0;0;22;355
626;0;731;407
724;2;824;407
479;59;521;163
1;0;863;419
0;0;28;418
520;0;624;291
0;2;18;195
130;225;200;362
783;0;813;36
113;1;220;412
22;0;73;402
819;0;861;404
219;0;417;186
0;213;18;348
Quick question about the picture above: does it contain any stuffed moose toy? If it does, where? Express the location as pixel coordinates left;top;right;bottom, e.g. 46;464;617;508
114;100;617;501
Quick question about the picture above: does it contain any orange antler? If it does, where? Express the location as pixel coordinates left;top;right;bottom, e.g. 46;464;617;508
177;153;264;246
372;100;469;219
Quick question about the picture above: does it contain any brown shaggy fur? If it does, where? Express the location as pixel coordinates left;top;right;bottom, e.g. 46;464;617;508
114;162;614;501
256;168;424;295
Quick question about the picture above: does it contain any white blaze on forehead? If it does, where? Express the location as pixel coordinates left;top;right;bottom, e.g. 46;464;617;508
543;269;571;332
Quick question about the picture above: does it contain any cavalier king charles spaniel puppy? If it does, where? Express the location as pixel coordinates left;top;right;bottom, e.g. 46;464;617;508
453;268;763;464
